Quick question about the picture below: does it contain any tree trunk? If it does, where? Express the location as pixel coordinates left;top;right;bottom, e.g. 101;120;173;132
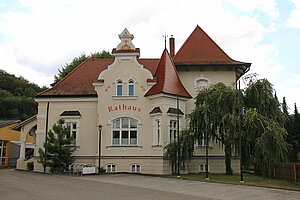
225;143;233;175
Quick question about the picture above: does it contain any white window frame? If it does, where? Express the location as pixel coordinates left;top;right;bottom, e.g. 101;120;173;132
116;79;123;96
194;78;210;92
128;79;135;96
106;164;116;173
63;118;80;147
169;119;177;143
167;115;182;143
112;117;138;146
152;118;161;146
199;163;209;172
131;164;141;173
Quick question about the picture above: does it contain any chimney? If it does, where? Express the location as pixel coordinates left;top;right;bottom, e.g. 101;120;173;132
169;35;175;58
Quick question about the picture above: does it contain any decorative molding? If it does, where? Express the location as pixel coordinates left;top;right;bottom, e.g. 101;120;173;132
112;96;138;100
106;146;143;150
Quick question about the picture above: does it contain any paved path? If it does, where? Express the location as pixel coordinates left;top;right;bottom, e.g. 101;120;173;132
75;173;300;200
1;169;299;200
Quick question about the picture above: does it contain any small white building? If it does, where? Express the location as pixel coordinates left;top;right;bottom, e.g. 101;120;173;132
17;26;250;174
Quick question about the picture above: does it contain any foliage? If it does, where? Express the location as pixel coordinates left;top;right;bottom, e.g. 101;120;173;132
165;78;291;177
52;50;113;86
99;167;106;174
27;162;34;171
286;103;300;162
164;130;194;173
243;79;289;176
38;119;75;174
0;70;47;120
189;83;239;175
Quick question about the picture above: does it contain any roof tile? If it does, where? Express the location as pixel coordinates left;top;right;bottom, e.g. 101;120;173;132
145;50;192;98
174;26;249;66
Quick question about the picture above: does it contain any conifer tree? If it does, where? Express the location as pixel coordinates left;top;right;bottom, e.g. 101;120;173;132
289;103;300;162
38;119;75;173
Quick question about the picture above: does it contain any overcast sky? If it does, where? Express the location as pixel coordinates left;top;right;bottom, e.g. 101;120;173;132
0;0;299;111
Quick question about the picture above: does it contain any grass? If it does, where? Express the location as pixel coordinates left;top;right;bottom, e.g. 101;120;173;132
167;173;300;191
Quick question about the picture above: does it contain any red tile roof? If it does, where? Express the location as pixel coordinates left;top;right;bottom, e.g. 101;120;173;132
174;26;250;66
37;58;159;97
145;50;192;98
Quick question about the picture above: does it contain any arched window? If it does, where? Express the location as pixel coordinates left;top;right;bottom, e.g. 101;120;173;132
106;164;116;173
128;80;134;96
195;79;209;91
131;164;141;173
112;117;137;146
117;80;123;96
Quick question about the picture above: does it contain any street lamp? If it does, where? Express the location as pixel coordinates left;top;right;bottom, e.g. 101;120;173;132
97;125;103;174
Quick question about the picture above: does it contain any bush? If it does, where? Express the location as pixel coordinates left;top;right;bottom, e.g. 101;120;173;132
27;162;34;171
99;167;106;174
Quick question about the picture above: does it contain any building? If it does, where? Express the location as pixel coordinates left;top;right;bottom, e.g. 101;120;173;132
17;26;250;174
0;120;34;167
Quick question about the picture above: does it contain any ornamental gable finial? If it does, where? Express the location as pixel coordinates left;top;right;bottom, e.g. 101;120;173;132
116;28;136;50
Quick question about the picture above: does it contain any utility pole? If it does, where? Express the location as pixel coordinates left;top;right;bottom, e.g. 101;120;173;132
205;88;209;180
177;94;180;176
238;80;244;182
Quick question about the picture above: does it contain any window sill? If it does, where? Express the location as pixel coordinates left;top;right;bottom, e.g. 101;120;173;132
112;96;138;100
196;146;213;150
152;145;163;150
106;145;142;150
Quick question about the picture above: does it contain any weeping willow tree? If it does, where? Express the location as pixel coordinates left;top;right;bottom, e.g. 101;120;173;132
189;82;239;175
243;79;289;176
164;130;194;173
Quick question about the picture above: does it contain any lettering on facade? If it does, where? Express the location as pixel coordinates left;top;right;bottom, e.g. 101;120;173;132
108;104;141;112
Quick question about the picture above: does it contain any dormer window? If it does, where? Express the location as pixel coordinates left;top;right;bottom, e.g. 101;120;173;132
128;80;134;96
117;80;123;96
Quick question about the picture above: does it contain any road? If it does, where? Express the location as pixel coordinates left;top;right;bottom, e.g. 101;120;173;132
0;169;299;200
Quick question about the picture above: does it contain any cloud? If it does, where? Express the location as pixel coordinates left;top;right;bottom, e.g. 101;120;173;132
225;0;279;19
286;0;300;28
0;0;288;94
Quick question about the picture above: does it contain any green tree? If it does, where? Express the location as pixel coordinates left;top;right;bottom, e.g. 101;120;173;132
52;50;113;86
164;130;194;173
243;79;289;176
0;70;47;120
189;83;239;175
38;119;75;174
287;103;300;162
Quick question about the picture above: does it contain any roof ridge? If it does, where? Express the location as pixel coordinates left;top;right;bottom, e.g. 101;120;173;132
174;25;241;64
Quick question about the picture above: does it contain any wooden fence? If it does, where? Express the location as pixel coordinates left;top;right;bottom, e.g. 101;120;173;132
274;163;300;182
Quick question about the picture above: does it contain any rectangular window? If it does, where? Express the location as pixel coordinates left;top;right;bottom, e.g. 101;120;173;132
129;85;134;96
117;85;122;96
66;122;77;145
122;131;129;145
130;131;137;145
113;131;120;145
153;119;160;146
170;120;177;143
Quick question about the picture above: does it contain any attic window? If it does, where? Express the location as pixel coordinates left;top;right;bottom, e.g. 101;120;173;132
195;78;209;91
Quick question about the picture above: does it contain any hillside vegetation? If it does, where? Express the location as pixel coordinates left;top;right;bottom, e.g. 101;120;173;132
0;70;47;120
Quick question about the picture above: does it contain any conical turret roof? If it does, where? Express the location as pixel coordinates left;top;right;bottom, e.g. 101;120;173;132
145;49;191;98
